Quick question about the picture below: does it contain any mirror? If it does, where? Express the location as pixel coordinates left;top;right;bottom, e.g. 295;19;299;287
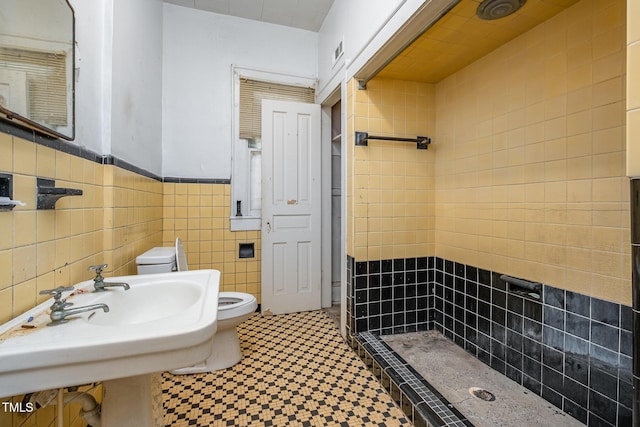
0;0;75;140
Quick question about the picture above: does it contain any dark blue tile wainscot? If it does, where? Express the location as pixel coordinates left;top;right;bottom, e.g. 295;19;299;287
347;255;633;427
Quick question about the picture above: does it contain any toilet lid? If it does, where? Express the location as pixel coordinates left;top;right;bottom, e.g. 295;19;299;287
175;238;189;272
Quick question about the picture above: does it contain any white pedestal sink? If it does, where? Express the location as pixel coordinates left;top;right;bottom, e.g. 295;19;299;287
0;270;220;427
102;373;164;427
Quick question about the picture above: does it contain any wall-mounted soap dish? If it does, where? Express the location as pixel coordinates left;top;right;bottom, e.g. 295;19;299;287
501;274;541;300
37;178;83;210
0;173;17;211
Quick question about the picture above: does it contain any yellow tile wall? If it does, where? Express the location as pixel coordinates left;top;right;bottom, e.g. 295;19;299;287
0;133;163;427
102;166;164;276
628;0;640;176
161;183;261;303
434;0;630;304
0;135;256;426
346;77;437;261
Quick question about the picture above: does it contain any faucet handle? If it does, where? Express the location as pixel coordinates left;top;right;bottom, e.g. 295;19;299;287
39;286;75;310
89;264;108;274
39;286;75;297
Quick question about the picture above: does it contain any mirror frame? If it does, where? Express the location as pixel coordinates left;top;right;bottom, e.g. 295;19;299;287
0;0;76;141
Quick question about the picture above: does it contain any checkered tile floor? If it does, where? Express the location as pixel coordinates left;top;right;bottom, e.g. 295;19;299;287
163;310;412;426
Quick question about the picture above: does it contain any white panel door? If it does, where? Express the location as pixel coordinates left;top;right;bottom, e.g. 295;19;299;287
262;99;321;314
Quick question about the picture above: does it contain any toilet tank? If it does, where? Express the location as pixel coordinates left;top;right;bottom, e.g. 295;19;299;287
136;247;176;274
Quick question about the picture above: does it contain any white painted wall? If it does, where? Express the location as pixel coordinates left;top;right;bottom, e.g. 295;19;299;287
317;0;401;99
10;0;423;177
29;0;424;176
69;0;165;172
110;0;163;175
162;3;318;179
316;0;428;102
69;0;112;155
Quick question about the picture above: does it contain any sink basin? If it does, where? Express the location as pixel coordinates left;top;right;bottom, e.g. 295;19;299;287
0;269;220;399
87;280;203;326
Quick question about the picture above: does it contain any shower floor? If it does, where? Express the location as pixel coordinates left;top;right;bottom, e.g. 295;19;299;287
381;331;584;427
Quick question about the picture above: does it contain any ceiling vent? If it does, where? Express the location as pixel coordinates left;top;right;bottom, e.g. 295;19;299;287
333;39;344;66
477;0;526;20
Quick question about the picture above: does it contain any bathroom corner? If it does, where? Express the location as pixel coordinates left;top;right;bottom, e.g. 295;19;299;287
631;178;640;426
160;180;261;302
627;0;640;423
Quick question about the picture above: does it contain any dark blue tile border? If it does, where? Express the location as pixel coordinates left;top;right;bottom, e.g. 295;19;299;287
1;119;106;164
109;156;161;181
1;122;231;184
356;331;471;427
162;177;231;184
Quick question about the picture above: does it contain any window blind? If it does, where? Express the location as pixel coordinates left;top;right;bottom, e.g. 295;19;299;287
0;46;68;126
239;77;314;140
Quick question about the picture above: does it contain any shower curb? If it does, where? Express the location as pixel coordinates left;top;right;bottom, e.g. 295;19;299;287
354;332;473;427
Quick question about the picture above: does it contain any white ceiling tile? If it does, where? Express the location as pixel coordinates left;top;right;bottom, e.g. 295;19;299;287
262;0;297;16
291;5;328;32
165;0;334;32
229;0;264;21
194;0;229;14
165;0;196;8
291;0;334;31
290;13;323;32
261;0;296;27
295;0;331;15
262;15;294;28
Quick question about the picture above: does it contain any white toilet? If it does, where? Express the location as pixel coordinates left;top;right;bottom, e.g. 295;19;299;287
135;246;176;274
135;238;257;374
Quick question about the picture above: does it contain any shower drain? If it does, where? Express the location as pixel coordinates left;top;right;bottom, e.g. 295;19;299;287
469;387;496;402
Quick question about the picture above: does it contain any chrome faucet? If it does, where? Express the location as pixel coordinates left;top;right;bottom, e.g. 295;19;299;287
39;286;110;326
48;304;110;326
89;264;130;292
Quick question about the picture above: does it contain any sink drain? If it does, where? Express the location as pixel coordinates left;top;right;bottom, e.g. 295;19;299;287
469;387;495;401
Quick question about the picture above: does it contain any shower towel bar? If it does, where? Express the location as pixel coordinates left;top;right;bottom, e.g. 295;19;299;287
355;131;431;150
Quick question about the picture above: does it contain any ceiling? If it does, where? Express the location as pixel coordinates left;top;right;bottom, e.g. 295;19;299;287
377;0;581;83
163;0;335;32
163;0;581;82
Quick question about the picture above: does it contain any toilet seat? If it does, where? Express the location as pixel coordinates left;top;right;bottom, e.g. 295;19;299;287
175;238;257;321
218;292;257;321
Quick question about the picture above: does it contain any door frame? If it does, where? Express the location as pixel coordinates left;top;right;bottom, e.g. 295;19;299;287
230;66;333;310
320;83;346;336
261;99;322;314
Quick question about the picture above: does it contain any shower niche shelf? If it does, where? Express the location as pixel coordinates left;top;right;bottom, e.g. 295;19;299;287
37;178;83;210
